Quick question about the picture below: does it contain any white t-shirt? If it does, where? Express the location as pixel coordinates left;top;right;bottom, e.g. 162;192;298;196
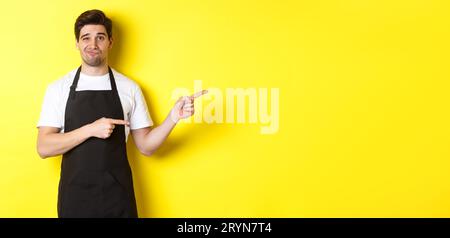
37;68;153;141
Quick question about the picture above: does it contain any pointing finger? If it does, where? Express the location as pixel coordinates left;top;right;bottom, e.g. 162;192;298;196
110;119;130;125
191;90;208;99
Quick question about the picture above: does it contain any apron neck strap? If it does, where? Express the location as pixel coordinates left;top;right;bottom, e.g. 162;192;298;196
70;66;117;93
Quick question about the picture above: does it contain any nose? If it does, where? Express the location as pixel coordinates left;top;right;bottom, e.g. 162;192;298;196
87;38;99;50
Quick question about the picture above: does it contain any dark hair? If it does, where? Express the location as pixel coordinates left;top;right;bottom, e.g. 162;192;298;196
74;9;112;41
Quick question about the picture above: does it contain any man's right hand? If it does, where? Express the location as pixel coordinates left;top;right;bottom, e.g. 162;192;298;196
88;117;130;139
37;118;130;159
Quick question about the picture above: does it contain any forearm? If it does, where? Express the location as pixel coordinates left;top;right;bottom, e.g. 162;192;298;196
137;90;207;156
37;124;92;159
141;114;178;155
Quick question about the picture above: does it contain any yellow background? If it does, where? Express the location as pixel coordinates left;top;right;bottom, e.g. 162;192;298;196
0;0;449;217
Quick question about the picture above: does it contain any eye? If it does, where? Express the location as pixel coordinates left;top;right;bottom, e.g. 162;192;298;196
82;37;89;41
97;36;105;41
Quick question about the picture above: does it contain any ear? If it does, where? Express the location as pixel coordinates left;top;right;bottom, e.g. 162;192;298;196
109;37;114;49
75;40;80;50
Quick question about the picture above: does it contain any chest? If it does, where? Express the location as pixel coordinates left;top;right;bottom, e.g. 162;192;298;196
59;89;133;131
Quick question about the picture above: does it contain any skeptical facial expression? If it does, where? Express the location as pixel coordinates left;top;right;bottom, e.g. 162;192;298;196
76;24;112;67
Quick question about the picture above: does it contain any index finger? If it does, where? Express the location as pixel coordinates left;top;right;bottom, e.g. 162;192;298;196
110;119;130;125
191;90;208;99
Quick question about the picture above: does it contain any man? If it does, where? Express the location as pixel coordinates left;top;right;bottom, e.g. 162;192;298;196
36;9;207;218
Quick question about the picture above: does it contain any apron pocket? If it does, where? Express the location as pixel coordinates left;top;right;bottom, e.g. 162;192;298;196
62;171;102;217
102;170;130;217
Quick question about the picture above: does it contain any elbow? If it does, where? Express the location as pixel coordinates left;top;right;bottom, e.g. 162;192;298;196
36;144;50;159
140;148;155;157
38;151;49;159
136;142;156;157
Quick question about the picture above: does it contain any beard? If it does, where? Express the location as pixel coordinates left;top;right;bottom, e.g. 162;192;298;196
82;53;105;67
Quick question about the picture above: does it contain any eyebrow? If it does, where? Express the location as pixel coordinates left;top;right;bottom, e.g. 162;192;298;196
80;32;107;39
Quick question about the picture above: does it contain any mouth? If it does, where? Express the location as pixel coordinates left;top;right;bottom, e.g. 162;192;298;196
86;51;100;57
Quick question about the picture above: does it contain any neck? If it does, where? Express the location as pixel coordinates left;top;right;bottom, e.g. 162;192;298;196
80;62;109;76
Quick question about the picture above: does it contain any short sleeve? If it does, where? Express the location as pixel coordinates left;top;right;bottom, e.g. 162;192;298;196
129;84;153;130
37;83;62;129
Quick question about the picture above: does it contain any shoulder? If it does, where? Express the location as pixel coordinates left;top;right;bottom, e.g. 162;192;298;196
111;68;141;92
45;68;78;95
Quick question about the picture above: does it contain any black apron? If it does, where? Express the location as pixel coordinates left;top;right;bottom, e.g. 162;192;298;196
58;66;138;218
